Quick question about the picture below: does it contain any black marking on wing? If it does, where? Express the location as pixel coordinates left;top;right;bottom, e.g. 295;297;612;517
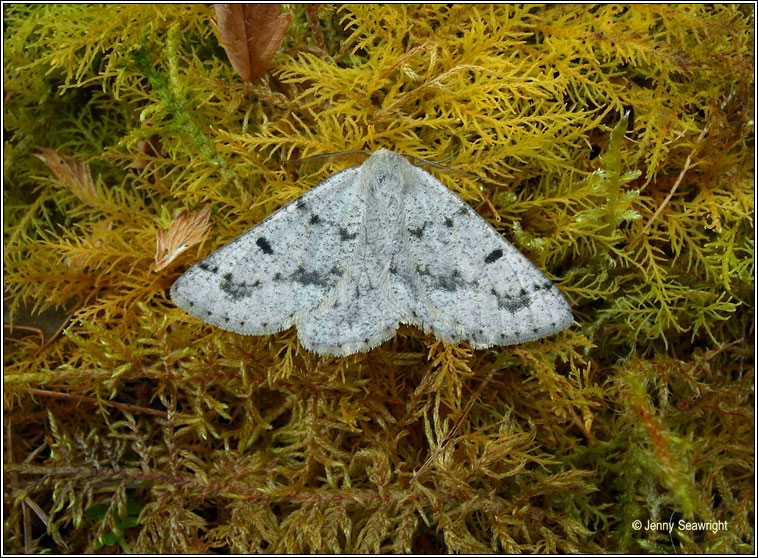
444;216;454;228
408;222;427;239
339;227;358;241
490;287;531;313
484;249;503;264
457;205;475;217
256;237;274;254
416;265;476;292
309;214;321;225
293;266;328;287
436;269;468;292
220;272;252;300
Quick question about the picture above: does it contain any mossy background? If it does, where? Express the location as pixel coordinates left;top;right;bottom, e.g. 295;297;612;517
3;4;754;554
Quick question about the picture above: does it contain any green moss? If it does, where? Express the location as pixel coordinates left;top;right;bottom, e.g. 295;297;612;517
3;4;753;553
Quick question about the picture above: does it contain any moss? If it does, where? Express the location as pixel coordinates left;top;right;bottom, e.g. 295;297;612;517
3;4;753;553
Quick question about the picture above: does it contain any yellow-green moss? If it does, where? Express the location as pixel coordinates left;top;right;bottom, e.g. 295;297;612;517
3;4;754;553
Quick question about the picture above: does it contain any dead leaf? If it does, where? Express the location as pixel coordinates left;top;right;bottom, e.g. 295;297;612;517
34;148;98;206
130;135;161;169
154;205;212;272
214;4;292;81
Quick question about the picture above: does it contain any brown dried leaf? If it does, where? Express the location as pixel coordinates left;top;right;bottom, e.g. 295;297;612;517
130;135;161;169
214;4;292;82
34;147;98;206
154;206;212;272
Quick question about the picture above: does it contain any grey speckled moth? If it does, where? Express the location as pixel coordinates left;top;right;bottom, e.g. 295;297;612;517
170;149;573;356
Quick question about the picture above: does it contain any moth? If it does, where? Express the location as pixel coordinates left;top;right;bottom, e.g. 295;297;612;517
171;150;573;356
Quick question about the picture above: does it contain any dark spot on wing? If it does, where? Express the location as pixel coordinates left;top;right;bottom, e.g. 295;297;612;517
532;281;553;292
408;223;426;239
490;287;531;313
416;266;475;292
329;266;342;276
296;199;308;211
444;217;454;228
220;273;252;300
339;227;358;241
293;265;328;287
256;237;273;254
484;249;503;264
274;272;282;280
188;301;195;307
309;214;321;225
199;262;218;273
436;269;467;292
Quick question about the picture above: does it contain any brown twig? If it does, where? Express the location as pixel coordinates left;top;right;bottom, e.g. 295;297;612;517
410;372;493;484
630;123;711;245
28;388;169;418
483;195;502;222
